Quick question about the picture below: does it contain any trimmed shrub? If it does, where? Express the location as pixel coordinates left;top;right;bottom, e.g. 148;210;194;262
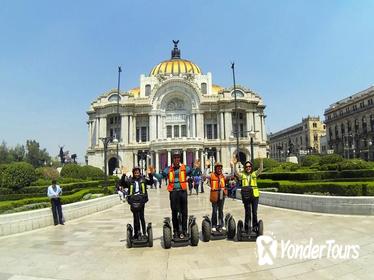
0;162;37;190
35;167;60;180
269;162;300;172
0;187;113;213
276;181;374;196
339;159;371;170
319;154;343;165
60;164;104;180
253;158;280;171
301;155;321;167
60;164;81;179
80;165;104;179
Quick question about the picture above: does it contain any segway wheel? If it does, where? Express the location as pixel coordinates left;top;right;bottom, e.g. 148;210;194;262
258;220;264;236
147;226;153;247
163;226;172;249
126;227;133;248
237;220;243;241
227;217;236;240
190;224;199;246
202;219;211;242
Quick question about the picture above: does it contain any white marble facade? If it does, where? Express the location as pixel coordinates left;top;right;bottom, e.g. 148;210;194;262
86;43;267;175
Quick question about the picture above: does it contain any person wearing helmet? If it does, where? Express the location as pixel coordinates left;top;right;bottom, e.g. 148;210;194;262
206;162;231;232
158;151;193;239
233;158;263;233
122;166;154;239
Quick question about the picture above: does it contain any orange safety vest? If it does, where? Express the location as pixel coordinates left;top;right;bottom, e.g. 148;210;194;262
210;172;227;194
167;164;187;191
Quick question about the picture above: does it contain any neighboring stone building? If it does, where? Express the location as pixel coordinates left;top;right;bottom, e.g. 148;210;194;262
86;42;267;174
269;116;326;161
324;86;374;160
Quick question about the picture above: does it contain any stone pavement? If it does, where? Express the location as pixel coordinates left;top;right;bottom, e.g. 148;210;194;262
0;188;374;280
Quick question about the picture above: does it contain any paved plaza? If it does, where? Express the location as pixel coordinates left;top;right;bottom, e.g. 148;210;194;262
0;189;374;280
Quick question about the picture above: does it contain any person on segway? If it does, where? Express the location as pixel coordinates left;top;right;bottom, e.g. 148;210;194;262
124;166;153;239
160;151;193;239
233;158;263;233
207;162;231;232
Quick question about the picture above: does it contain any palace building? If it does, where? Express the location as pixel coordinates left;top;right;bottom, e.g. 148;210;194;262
86;42;267;174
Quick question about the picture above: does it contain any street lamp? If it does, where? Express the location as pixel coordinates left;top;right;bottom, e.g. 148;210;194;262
100;136;117;187
231;62;240;163
116;66;122;172
204;148;215;173
138;150;148;175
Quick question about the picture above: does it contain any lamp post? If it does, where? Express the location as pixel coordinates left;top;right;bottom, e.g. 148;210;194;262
100;136;117;187
231;62;240;163
116;66;122;173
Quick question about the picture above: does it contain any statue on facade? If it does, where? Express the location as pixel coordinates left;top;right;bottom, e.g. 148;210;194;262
288;140;294;156
58;146;65;164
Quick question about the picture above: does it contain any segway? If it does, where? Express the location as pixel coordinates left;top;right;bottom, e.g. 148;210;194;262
236;219;264;241
126;222;153;248
162;213;199;249
201;213;236;242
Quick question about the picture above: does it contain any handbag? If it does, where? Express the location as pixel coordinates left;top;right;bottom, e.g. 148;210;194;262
210;190;219;203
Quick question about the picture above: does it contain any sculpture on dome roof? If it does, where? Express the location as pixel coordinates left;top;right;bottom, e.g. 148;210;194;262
171;40;181;59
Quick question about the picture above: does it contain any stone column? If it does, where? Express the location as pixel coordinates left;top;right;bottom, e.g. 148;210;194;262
195;150;199;162
128;115;133;144
216;113;220;139
95;118;99;147
134;152;138;167
149;115;156;141
196;113;204;138
246;111;254;133
87;121;91;148
224;111;232;140
133;115;137;143
98;117;107;148
121;115;128;145
187;116;190;137
191;114;196;137
167;150;171;166
220;112;225;140
183;150;187;164
261;114;267;142
155;151;160;172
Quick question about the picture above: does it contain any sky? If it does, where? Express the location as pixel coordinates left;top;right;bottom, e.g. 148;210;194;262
1;0;374;162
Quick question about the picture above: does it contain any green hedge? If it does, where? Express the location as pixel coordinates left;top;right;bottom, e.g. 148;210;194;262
260;169;374;181
60;164;104;180
257;179;374;196
0;162;37;190
0;187;114;214
0;179;117;202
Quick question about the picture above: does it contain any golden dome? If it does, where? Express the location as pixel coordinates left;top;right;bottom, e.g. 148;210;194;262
150;59;201;76
150;40;201;76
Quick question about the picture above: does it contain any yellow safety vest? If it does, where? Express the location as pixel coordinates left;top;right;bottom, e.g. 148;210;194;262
241;172;259;197
129;182;146;195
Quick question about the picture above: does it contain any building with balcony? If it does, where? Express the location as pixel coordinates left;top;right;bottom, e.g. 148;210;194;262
268;116;326;161
86;42;267;174
324;86;374;160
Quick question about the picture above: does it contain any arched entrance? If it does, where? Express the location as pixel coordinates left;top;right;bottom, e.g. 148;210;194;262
108;157;118;175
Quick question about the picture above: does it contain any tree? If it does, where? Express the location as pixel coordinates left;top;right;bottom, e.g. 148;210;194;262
9;144;25;162
25;140;51;167
0;141;10;164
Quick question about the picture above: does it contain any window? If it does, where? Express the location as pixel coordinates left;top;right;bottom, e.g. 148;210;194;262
167;126;172;138
181;125;187;137
145;84;151;96
174;126;179;138
201;83;207;94
368;99;373;105
141;127;147;142
353;104;357;111
314;134;318;142
313;122;317;128
206;124;218;139
323;125;326;129
360;102;364;108
231;90;244;98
